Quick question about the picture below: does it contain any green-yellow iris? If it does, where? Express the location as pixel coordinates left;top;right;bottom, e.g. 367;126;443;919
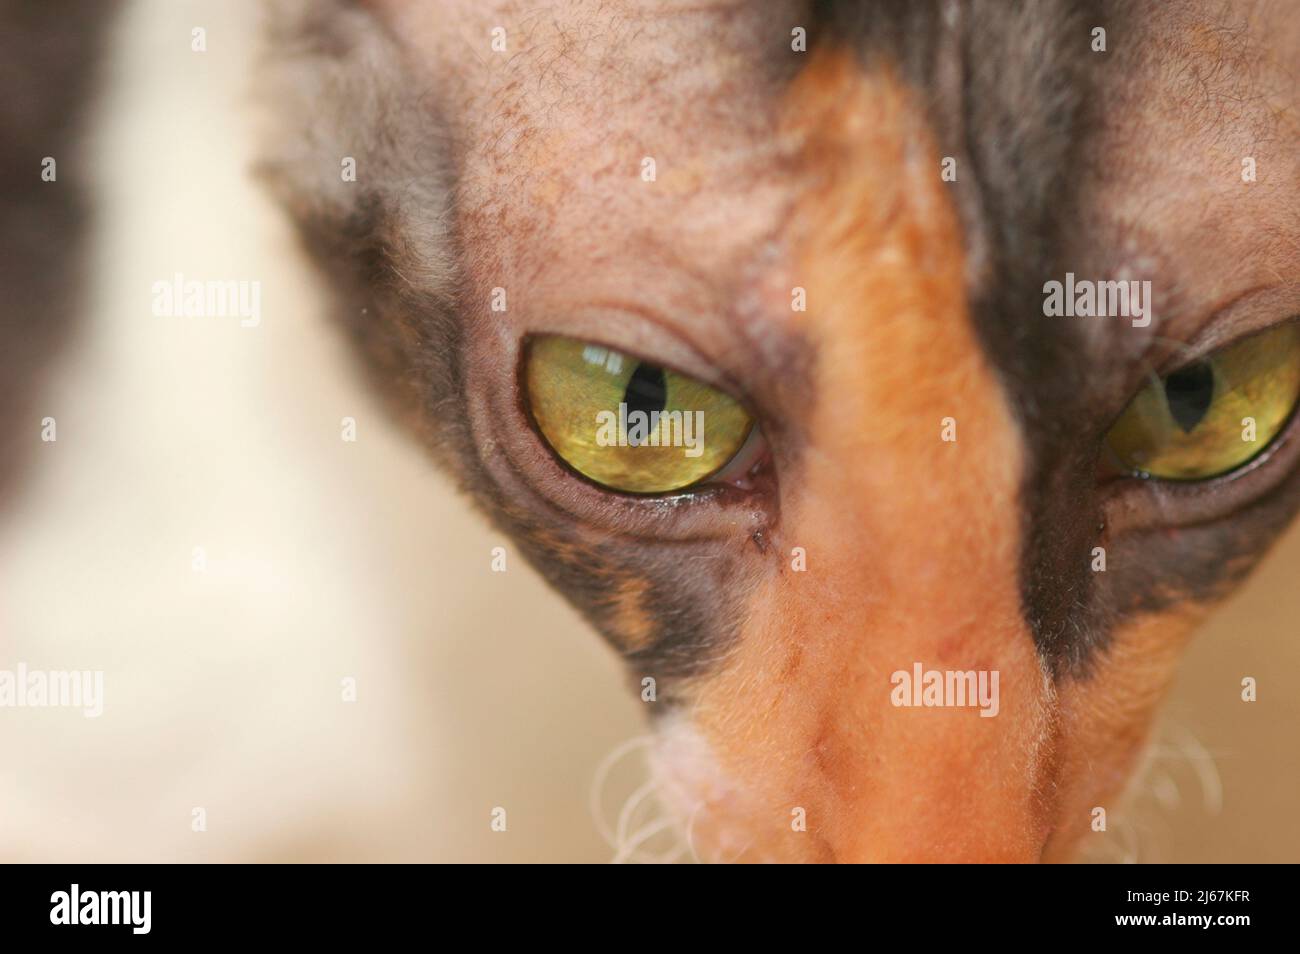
1105;321;1300;480
525;335;754;493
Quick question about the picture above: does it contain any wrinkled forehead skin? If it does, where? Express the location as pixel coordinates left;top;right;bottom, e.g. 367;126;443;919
259;0;1300;861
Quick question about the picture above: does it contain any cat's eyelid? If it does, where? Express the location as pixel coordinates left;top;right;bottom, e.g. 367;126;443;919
522;330;753;411
1151;286;1300;377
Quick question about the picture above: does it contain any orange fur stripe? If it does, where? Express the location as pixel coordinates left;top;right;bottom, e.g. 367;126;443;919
672;48;1056;862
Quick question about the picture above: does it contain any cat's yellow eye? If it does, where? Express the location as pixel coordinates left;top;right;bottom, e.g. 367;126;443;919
1105;321;1300;481
524;335;755;494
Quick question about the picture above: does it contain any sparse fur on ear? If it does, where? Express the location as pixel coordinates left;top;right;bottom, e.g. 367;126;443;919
254;0;472;476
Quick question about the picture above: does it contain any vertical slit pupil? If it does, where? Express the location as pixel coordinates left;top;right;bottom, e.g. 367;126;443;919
1164;361;1215;433
624;363;667;417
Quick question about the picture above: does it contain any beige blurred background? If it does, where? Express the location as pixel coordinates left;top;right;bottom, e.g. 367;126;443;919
0;0;1295;863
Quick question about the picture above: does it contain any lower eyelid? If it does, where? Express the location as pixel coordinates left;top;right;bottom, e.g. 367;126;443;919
502;428;774;542
1102;400;1300;533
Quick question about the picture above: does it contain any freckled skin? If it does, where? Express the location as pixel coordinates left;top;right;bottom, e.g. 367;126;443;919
263;0;1300;861
378;0;806;324
1073;3;1300;343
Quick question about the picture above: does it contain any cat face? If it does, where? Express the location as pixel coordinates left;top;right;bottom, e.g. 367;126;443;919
259;0;1300;861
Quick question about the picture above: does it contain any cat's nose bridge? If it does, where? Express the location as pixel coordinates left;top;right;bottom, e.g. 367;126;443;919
658;46;1068;862
677;197;1060;862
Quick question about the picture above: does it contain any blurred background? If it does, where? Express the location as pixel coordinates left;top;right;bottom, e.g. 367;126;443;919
0;0;1295;863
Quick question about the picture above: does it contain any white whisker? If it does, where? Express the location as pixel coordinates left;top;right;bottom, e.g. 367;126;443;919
612;817;679;865
589;735;656;849
615;779;661;855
